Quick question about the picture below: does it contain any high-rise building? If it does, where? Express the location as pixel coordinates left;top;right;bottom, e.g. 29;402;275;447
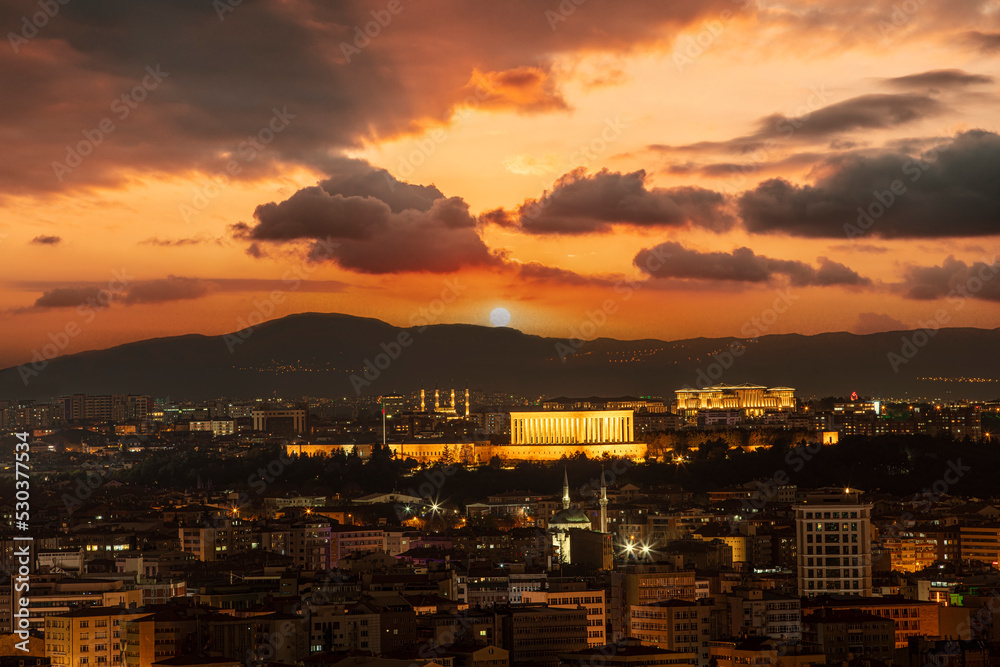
794;489;873;597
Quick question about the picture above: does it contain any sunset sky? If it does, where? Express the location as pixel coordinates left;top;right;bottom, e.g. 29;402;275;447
3;0;1000;369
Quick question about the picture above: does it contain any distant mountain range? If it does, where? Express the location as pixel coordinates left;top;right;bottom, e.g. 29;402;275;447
2;312;999;401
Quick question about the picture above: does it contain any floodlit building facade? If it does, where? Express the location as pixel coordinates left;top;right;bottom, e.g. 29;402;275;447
674;384;795;418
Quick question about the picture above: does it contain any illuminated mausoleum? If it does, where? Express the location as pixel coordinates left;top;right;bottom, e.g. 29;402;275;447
502;409;645;460
510;409;634;445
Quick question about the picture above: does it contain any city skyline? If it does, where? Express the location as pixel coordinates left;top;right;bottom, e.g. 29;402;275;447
2;1;1000;369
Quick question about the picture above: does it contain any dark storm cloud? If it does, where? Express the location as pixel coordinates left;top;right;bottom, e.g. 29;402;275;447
738;130;1000;238
483;168;734;235
0;0;738;195
315;157;444;213
32;286;106;308
661;153;827;185
963;31;1000;52
30;235;61;245
884;69;994;89
653;93;947;155
239;161;497;274
898;256;1000;302
633;241;870;287
28;277;212;308
516;262;618;287
120;276;213;304
141;236;211;246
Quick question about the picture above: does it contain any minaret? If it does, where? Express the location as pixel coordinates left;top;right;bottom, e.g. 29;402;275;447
562;468;570;511
434;385;440;411
464;382;470;418
420;384;426;413
450;385;456;412
599;469;608;533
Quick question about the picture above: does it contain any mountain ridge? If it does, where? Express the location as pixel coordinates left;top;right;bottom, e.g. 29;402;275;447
2;312;998;401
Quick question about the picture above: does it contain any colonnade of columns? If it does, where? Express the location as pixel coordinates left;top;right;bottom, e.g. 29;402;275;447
510;413;633;445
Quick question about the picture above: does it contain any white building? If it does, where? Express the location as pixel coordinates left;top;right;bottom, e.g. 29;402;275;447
794;489;872;597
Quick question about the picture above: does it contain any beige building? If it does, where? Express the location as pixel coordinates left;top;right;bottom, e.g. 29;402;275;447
960;523;1000;565
884;536;938;572
447;644;509;667
624;566;698;607
24;579;143;633
629;600;710;667
45;606;146;667
523;587;606;647
802;596;941;649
